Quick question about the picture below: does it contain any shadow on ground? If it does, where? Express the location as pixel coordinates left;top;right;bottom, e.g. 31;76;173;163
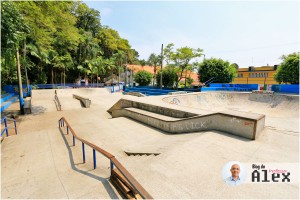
58;127;119;199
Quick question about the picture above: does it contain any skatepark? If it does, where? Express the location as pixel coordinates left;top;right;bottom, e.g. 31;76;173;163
1;88;299;199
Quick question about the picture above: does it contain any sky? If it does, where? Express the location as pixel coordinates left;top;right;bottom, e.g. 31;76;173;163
84;0;299;68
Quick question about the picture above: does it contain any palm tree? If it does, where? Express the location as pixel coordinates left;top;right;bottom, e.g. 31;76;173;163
148;53;161;87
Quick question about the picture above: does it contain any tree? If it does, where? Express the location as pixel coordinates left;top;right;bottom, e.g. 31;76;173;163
163;43;174;65
75;3;101;37
198;58;237;83
112;51;126;84
140;59;147;67
147;53;161;86
134;70;152;86
156;67;178;88
1;1;29;85
274;52;299;84
164;44;203;88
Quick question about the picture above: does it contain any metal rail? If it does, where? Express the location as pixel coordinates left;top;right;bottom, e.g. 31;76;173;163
1;117;18;137
54;94;62;111
58;117;153;199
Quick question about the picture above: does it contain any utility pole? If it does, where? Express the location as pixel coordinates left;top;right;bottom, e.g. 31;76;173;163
16;48;24;114
124;56;127;88
160;44;163;89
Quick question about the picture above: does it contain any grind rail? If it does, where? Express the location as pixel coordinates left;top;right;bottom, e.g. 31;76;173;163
58;117;152;199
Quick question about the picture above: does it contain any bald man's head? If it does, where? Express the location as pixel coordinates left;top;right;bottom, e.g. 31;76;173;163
230;164;240;179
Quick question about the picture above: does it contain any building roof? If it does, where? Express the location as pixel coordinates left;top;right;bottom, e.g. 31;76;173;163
237;65;277;72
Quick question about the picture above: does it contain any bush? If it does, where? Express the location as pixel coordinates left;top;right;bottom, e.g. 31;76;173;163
156;67;178;88
134;70;152;86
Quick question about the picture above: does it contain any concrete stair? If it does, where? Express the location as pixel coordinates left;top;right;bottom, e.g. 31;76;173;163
110;168;142;199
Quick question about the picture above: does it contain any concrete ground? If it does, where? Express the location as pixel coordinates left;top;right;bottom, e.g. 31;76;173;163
1;89;299;199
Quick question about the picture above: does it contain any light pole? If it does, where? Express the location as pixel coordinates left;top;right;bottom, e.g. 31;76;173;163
160;44;163;89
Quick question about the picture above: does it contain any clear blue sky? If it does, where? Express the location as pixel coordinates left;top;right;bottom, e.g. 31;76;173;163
85;0;299;68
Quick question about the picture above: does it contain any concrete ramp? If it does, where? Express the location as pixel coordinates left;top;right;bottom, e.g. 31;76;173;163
162;92;299;117
108;98;265;140
31;88;111;113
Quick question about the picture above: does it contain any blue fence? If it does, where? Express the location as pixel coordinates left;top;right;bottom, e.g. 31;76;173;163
209;84;259;90
271;84;299;94
123;86;201;96
3;85;32;97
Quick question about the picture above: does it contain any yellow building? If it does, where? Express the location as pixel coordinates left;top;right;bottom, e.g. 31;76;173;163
232;65;279;85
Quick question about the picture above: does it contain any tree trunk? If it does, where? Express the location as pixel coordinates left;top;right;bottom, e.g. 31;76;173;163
51;68;54;84
64;67;66;87
16;48;24;114
61;71;63;84
23;39;29;94
175;67;185;88
184;70;187;88
97;72;99;87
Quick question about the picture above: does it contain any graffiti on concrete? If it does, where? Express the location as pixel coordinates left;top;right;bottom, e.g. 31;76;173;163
230;117;241;123
170;98;180;105
244;121;254;126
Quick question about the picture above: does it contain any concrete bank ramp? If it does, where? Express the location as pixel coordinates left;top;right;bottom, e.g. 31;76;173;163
162;92;299;117
31;88;110;113
108;98;265;140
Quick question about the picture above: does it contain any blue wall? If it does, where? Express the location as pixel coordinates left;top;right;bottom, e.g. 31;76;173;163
209;83;259;90
271;84;299;94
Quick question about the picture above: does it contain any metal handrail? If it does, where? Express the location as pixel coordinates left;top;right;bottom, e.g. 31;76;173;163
58;117;153;199
1;117;18;137
54;94;62;111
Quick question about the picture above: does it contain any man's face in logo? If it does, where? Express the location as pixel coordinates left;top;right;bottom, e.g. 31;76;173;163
230;164;240;177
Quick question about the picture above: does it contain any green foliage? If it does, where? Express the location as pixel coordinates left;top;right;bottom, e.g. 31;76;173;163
156;67;178;88
134;70;152;86
1;1;30;86
186;76;194;86
75;3;101;36
140;59;147;67
198;58;237;83
1;1;140;86
163;43;203;87
274;52;299;84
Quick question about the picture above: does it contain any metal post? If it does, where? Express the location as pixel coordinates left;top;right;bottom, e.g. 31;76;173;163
14;120;17;135
73;136;75;146
67;126;69;134
93;149;96;169
82;142;85;163
160;44;163;89
110;160;114;175
4;118;8;137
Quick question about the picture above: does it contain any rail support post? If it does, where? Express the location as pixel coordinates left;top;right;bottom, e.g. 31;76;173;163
82;142;85;163
110;160;114;175
14;119;17;135
67;126;69;134
73;136;75;146
4;118;8;137
93;149;96;169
